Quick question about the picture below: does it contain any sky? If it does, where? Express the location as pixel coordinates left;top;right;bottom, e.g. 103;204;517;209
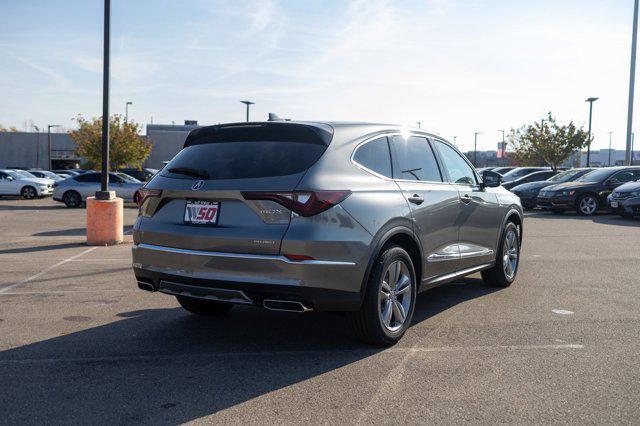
0;0;637;151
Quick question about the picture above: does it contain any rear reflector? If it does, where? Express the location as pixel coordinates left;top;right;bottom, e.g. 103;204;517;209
137;188;162;207
241;190;351;217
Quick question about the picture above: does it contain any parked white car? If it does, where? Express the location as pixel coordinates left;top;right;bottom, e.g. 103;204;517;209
0;169;54;199
52;171;143;207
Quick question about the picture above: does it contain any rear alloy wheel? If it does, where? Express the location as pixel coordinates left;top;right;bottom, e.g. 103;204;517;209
577;194;598;216
481;221;520;287
176;296;233;316
349;245;416;346
62;190;82;208
21;186;37;200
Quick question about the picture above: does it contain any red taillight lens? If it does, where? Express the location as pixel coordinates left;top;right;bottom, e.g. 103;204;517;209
241;190;351;217
137;188;162;207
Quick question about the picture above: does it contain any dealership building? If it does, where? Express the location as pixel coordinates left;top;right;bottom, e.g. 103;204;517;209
1;123;639;170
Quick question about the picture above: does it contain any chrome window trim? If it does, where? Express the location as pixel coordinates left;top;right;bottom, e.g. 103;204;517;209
134;243;356;266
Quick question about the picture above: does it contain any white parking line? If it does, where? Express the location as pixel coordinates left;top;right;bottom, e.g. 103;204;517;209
0;344;584;365
0;247;98;294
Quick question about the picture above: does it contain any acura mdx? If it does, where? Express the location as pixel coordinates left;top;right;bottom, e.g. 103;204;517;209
132;122;523;345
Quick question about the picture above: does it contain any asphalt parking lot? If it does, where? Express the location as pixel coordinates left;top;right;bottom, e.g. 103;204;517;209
0;197;639;424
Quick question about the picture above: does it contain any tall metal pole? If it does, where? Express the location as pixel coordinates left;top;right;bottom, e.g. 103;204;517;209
240;101;254;122
626;0;639;166
585;97;598;167
34;126;40;168
99;0;110;195
474;132;481;166
47;125;60;170
608;131;613;166
452;136;457;146
125;101;132;123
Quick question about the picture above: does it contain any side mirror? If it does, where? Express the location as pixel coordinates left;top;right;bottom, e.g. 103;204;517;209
7;176;14;181
481;170;502;188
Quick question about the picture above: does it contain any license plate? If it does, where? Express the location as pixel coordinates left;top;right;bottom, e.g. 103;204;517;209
611;201;619;208
184;200;219;225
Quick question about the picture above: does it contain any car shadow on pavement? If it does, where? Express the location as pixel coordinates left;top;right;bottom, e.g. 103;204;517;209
0;278;502;423
33;225;134;237
0;242;86;255
0;203;65;210
525;210;639;226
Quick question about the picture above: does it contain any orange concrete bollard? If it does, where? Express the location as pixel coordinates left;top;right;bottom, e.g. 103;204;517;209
86;196;124;245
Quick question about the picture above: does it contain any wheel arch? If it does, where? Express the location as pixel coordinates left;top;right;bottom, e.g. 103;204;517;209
502;207;523;245
359;224;423;297
20;185;37;197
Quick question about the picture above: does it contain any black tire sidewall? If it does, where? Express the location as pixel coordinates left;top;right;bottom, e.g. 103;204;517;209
499;222;520;284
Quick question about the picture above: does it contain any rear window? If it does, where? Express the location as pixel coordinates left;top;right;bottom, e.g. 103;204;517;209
161;141;327;180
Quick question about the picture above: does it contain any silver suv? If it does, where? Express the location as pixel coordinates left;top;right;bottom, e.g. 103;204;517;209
132;122;523;345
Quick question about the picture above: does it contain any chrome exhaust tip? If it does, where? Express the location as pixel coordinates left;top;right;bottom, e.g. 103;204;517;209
137;280;156;292
263;299;312;313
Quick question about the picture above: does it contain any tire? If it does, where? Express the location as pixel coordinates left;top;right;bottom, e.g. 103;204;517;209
62;190;82;208
551;209;564;215
349;244;417;346
176;296;233;316
21;186;37;200
576;194;599;216
481;221;520;287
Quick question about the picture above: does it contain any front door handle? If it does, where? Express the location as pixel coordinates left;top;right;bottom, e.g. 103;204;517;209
407;194;424;205
461;194;472;204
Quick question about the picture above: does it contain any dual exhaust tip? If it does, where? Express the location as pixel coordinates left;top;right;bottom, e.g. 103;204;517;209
137;280;312;313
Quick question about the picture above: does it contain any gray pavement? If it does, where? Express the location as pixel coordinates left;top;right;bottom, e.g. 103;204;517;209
0;197;639;424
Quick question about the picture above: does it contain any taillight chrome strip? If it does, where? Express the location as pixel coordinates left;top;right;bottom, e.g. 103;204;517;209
134;243;356;266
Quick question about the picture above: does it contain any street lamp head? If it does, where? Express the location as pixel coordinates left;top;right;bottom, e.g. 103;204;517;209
126;101;133;105
240;100;255;106
585;97;599;103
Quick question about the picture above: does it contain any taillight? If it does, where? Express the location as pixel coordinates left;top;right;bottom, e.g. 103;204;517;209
241;190;351;217
137;188;162;207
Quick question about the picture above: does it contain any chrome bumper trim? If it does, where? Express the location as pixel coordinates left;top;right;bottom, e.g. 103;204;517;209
134;243;356;266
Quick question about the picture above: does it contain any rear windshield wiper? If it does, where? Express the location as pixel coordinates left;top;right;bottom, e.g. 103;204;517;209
167;167;210;179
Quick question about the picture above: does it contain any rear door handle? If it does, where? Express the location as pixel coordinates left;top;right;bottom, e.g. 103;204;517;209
407;194;424;205
461;194;472;204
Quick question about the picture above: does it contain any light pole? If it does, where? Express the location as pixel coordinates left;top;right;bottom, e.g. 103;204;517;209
452;136;457;146
585;97;599;167
416;121;421;128
240;100;254;122
34;125;40;168
125;101;132;123
498;130;505;166
608;131;613;166
47;124;61;170
98;0;111;197
473;132;482;166
626;0;639;165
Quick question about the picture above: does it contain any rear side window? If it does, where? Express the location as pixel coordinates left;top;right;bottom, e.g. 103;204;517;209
75;173;100;183
352;137;392;178
162;141;327;180
390;136;442;182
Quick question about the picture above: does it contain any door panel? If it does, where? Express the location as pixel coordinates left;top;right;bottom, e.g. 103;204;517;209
389;135;460;280
432;139;501;270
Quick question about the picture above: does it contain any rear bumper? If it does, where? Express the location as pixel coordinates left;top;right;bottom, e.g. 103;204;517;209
131;243;365;311
513;193;537;208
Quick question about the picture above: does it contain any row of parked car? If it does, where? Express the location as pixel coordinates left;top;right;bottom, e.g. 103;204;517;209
0;167;158;207
478;166;640;218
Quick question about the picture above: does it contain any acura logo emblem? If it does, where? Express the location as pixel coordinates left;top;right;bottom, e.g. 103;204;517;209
192;180;205;190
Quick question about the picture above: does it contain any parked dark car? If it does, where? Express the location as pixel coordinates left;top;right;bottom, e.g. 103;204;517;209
510;168;593;209
119;168;159;182
501;167;550;183
608;179;640;218
492;166;517;175
502;170;559;191
537;167;640;215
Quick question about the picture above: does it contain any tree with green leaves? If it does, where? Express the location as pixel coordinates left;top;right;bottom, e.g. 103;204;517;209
71;115;152;170
507;113;590;171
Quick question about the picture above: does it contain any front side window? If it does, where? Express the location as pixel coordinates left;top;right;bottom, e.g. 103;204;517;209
433;140;477;185
352;137;392;178
389;135;442;182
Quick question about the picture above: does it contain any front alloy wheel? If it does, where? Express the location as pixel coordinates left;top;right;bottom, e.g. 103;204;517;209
577;195;598;216
21;186;36;199
502;227;519;280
